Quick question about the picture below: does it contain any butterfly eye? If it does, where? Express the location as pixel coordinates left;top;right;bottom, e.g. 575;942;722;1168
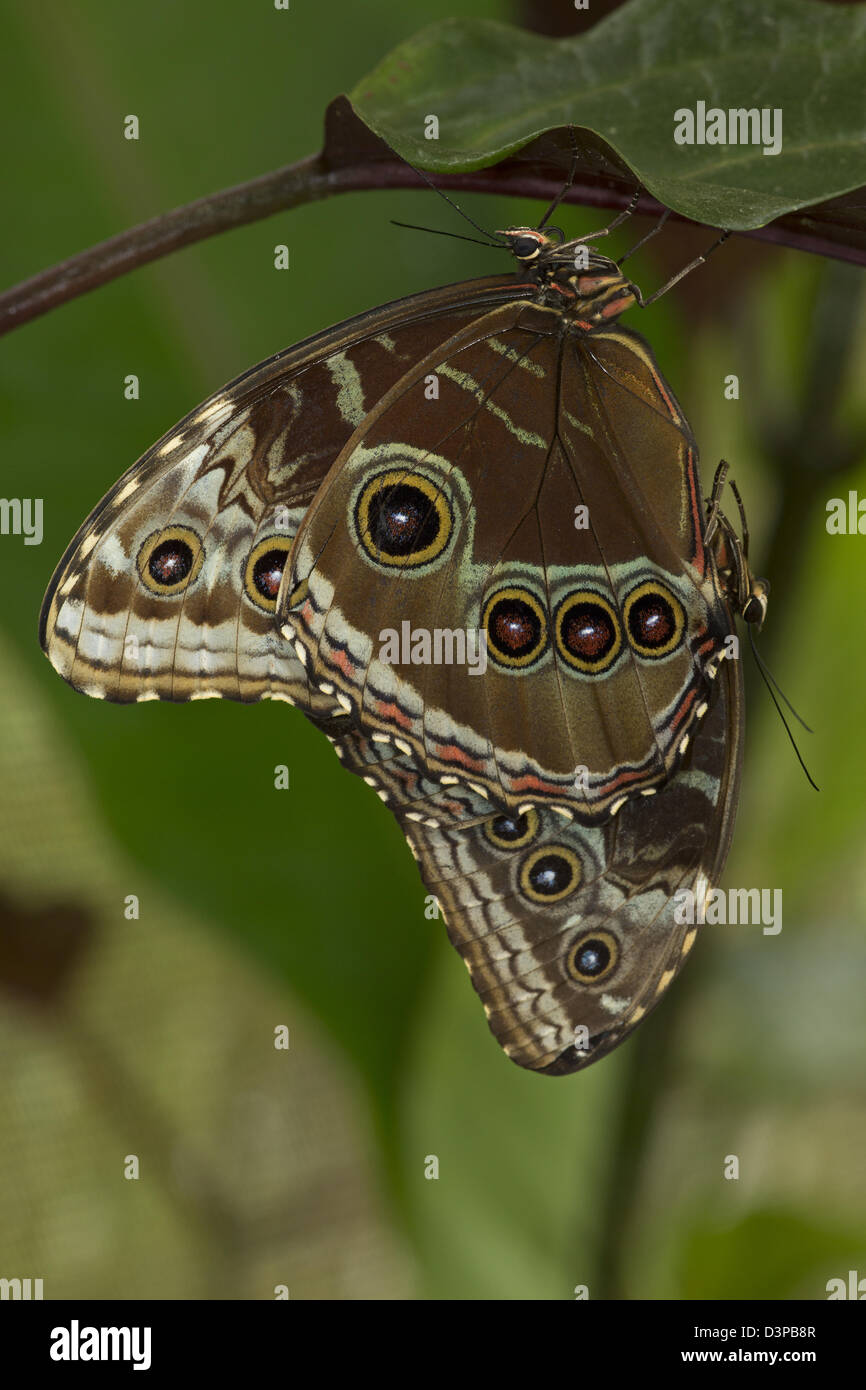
244;537;293;613
519;845;581;903
482;587;548;670
566;931;620;984
484;808;539;850
137;526;204;596
623;581;685;659
555;591;622;673
354;469;453;570
510;233;542;260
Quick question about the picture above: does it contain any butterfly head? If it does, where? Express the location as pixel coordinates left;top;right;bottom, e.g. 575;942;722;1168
498;226;637;328
742;577;769;630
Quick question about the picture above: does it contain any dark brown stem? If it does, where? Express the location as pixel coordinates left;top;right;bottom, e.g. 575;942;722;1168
3;96;865;338
0;158;667;337
1;153;325;336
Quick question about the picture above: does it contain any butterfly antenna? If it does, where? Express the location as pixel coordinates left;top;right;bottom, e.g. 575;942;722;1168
747;627;813;733
406;162;506;245
390;220;506;249
632;229;731;308
748;627;819;790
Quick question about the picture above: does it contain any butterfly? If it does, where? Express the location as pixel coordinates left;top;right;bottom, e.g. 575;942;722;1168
40;193;766;1074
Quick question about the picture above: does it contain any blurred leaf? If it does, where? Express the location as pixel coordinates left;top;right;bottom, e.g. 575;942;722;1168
402;951;619;1299
350;0;866;229
0;893;94;1009
41;693;437;1114
678;1208;865;1299
0;626;416;1297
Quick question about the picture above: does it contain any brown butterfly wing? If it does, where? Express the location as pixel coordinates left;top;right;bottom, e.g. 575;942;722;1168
284;303;729;817
332;649;742;1073
39;257;749;1075
39;277;524;707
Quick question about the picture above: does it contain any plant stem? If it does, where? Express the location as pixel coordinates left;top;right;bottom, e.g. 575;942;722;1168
3;97;864;338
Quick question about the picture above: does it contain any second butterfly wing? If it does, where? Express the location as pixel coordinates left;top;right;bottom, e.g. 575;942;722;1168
39;279;525;709
326;642;742;1073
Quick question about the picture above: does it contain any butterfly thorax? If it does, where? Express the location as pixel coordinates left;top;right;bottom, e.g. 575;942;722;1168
499;226;637;332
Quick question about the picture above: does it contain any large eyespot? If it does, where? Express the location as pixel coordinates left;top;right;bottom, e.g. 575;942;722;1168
623;581;685;659
519;845;581;903
354;469;453;570
555;591;622;673
484;808;539;850
482;587;548;670
566;930;620;984
137;526;204;596
244;537;292;613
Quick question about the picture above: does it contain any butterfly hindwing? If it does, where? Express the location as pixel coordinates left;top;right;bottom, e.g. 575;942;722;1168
334;651;742;1074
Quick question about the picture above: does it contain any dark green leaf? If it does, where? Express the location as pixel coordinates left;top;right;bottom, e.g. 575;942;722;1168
350;0;866;229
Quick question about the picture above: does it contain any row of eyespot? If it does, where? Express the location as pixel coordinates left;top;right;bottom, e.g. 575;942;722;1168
138;523;687;677
354;470;688;670
137;527;293;613
481;581;685;672
484;808;618;983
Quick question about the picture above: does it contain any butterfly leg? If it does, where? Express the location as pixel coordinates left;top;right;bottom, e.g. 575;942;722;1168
630;229;731;308
726;474;752;562
705;460;769;627
538;130;584;228
616;208;672;266
704;460;730;546
574;187;643;246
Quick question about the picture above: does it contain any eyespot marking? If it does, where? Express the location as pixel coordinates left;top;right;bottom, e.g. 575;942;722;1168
519;845;581;903
482;587;548;670
137;526;204;596
244;537;293;613
623;581;685;659
354;469;454;571
484;809;539;850
555;590;622;674
566;930;619;984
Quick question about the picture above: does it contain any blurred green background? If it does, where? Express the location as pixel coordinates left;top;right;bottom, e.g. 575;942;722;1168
1;0;864;1300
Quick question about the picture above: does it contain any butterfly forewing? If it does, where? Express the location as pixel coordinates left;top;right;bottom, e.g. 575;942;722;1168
39;278;524;708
